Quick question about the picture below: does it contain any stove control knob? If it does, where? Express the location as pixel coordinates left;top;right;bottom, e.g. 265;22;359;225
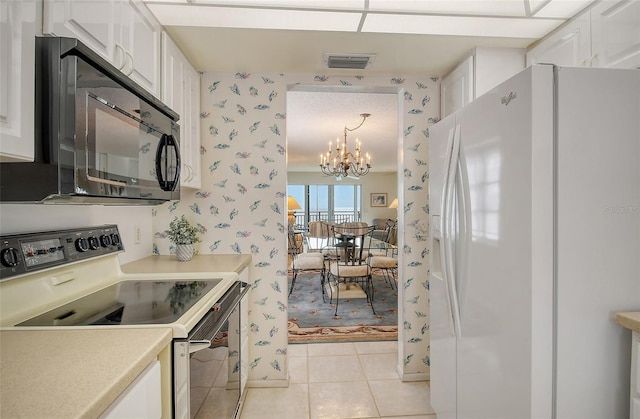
75;238;90;253
100;234;112;247
111;233;121;246
1;248;20;267
88;236;100;250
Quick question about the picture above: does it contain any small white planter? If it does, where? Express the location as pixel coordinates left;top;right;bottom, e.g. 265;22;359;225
175;243;194;262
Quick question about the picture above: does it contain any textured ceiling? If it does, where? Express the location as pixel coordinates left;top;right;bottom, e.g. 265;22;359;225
287;89;399;173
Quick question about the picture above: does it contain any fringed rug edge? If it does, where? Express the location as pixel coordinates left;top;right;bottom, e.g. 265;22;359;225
287;319;398;344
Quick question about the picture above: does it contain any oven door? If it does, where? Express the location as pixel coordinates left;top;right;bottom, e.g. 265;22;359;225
173;282;248;419
75;56;180;200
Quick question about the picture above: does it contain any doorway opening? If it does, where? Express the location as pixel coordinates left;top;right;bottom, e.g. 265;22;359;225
285;85;403;342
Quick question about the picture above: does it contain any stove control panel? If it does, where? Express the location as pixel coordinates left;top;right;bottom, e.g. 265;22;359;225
0;225;123;282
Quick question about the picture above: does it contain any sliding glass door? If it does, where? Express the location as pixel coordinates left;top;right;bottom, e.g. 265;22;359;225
287;184;361;227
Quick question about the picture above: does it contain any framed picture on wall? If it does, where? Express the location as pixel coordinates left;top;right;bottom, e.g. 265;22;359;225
370;193;388;207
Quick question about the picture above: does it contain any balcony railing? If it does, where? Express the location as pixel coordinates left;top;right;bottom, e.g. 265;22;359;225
292;210;360;227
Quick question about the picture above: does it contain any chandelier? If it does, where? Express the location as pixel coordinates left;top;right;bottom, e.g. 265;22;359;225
319;113;372;179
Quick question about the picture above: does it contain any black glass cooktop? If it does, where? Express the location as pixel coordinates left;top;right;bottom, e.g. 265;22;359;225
18;279;223;326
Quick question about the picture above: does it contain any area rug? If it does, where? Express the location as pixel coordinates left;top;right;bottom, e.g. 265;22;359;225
288;272;398;343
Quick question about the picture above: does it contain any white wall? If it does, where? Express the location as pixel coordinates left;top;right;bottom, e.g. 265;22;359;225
152;71;439;384
0;205;153;264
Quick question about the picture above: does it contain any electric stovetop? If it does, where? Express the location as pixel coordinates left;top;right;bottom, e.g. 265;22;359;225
18;279;223;327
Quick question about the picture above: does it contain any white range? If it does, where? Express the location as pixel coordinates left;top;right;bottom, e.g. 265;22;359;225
0;224;249;419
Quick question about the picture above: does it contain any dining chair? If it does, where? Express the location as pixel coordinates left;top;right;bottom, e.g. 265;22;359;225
288;225;325;296
307;220;331;253
367;219;398;289
326;223;376;316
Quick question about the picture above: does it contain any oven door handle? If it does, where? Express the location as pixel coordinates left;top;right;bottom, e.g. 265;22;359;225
189;340;212;354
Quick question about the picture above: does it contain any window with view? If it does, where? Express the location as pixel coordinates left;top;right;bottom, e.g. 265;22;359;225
286;184;361;227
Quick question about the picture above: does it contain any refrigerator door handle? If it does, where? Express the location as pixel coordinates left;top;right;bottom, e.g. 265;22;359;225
440;127;455;230
453;129;472;340
439;126;456;335
444;125;463;339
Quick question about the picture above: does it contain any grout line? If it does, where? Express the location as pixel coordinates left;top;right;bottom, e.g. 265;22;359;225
192;387;212;419
357;347;382;418
306;348;312;418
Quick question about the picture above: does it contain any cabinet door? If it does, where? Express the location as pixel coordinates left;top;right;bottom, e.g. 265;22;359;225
162;32;201;190
118;0;161;97
526;12;591;67
440;55;473;118
100;360;162;419
0;0;39;162
43;0;117;62
161;32;184;115
182;65;201;189
474;47;525;97
590;0;640;69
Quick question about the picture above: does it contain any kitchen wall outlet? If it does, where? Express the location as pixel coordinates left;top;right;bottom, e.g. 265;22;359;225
134;225;141;245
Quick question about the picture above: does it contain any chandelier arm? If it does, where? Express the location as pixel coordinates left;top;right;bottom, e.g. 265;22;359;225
344;113;370;132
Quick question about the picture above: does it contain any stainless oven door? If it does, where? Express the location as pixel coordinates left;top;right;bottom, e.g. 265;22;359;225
174;281;248;419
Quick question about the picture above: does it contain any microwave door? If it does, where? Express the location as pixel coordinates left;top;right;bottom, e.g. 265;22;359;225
83;93;175;198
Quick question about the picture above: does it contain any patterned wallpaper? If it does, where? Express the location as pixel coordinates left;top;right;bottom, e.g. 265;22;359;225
152;71;440;383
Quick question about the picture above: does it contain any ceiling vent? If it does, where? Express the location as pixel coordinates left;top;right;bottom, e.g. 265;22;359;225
323;53;376;70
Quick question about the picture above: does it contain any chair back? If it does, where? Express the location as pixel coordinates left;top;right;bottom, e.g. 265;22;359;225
368;219;397;256
329;223;375;266
307;220;334;251
287;225;302;257
382;219;397;244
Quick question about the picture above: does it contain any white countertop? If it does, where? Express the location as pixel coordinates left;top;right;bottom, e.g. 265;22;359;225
616;312;640;333
120;254;252;275
0;328;172;419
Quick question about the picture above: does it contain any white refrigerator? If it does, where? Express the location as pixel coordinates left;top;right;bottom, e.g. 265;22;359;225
429;65;640;419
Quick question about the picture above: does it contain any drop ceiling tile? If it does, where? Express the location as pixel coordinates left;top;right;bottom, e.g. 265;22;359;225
362;13;563;38
532;0;594;18
191;0;366;9
367;0;528;17
147;4;363;31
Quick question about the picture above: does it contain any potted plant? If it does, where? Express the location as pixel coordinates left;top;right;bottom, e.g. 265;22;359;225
167;215;201;261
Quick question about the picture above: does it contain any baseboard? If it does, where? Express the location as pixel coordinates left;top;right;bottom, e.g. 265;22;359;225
246;378;290;388
396;365;430;382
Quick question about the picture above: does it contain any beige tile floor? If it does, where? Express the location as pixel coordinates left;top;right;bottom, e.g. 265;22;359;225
238;341;436;419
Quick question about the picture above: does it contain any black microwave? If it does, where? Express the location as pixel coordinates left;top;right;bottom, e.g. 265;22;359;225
0;37;180;205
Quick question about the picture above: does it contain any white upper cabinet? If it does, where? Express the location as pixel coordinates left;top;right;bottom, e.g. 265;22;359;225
441;48;525;118
43;0;117;61
183;66;202;189
590;0;640;69
0;0;40;162
441;55;474;118
526;12;591;67
116;0;161;96
43;0;161;97
162;32;201;190
527;0;640;69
